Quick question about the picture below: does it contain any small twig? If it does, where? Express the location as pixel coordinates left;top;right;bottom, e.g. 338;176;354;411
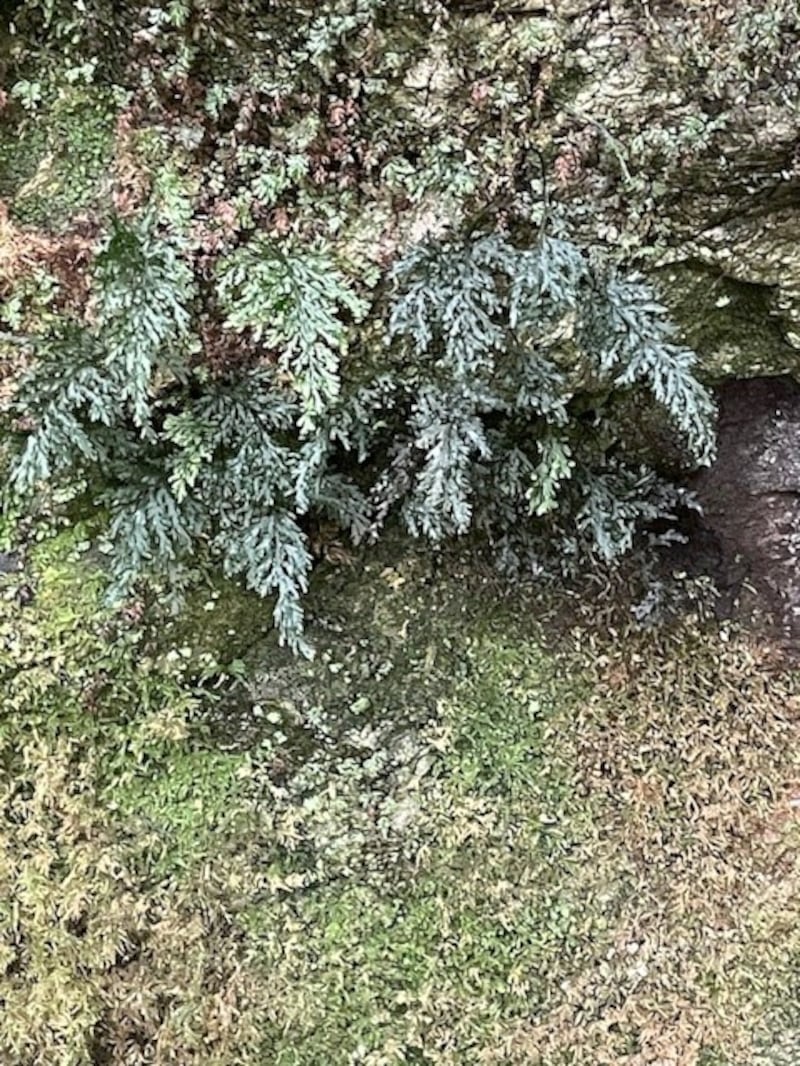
553;96;633;183
526;138;551;240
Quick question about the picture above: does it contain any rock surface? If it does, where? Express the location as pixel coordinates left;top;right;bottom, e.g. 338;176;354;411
659;209;800;380
690;376;800;648
0;552;20;573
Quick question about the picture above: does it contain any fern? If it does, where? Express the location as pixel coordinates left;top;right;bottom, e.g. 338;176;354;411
528;435;575;517
10;217;195;496
389;237;510;380
7;217;716;653
572;463;684;564
7;221;373;653
222;511;313;657
384;231;715;569
580;273;716;463
104;480;205;603
402;384;492;540
158;369;370;654
95;218;194;428
216;239;368;431
509;236;589;329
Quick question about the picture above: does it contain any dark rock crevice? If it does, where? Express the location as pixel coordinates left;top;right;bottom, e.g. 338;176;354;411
675;375;800;651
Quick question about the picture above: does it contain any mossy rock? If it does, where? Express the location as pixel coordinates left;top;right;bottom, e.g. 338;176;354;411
655;259;800;380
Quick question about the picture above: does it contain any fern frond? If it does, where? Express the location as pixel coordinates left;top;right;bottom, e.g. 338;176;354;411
221;512;313;657
95;218;194;427
216;240;367;429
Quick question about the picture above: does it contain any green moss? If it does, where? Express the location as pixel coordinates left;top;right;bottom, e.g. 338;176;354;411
0;85;116;227
111;747;251;876
3;523;800;1063
28;521;106;627
444;634;586;800
237;597;614;1062
154;576;276;669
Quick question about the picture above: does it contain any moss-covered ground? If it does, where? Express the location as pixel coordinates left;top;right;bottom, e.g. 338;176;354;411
2;529;800;1064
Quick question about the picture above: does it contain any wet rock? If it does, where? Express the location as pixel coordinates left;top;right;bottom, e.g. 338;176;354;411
690;375;800;649
689;209;800;352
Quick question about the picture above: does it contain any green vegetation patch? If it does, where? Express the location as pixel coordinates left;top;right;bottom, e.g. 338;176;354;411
0;85;116;227
2;533;800;1064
